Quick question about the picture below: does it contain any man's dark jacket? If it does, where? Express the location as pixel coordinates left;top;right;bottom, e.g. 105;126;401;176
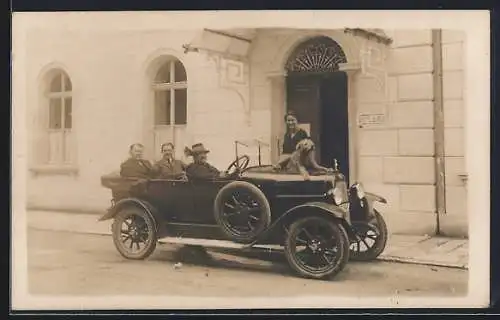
186;162;220;180
153;157;187;179
120;158;154;179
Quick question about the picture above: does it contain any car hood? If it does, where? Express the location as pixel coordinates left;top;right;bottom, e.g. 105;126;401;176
241;167;334;183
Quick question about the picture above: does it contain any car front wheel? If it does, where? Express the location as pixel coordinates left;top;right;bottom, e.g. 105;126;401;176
349;209;388;261
111;206;157;260
284;216;350;280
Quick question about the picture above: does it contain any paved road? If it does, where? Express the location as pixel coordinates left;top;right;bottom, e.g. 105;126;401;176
27;228;467;297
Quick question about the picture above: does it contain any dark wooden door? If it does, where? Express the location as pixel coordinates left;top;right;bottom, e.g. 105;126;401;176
286;72;349;176
286;75;322;161
319;72;349;181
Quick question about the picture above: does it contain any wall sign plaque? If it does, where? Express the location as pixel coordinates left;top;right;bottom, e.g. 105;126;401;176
357;113;386;127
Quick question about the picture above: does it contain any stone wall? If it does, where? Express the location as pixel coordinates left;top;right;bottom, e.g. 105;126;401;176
358;30;438;235
359;30;467;236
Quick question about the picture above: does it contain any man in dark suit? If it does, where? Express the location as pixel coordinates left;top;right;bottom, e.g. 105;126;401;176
120;143;154;179
153;142;187;180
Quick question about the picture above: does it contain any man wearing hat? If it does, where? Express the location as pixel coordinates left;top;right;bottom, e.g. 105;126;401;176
185;143;228;180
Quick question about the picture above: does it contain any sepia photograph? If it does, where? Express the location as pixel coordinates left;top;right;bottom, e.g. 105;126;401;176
11;10;490;310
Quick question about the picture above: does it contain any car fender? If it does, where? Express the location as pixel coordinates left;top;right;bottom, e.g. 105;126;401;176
282;201;348;220
98;198;159;232
365;192;387;205
246;201;350;247
363;192;387;218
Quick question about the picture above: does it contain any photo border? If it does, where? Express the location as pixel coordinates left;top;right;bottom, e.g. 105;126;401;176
10;5;494;314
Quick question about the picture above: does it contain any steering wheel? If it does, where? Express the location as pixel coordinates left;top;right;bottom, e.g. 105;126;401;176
225;155;250;176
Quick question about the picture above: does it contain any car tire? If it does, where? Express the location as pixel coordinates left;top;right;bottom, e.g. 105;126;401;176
284;216;350;280
214;180;271;244
349;209;388;261
111;205;157;260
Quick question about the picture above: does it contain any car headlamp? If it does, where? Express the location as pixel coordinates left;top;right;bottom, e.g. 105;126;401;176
332;179;348;205
354;182;366;199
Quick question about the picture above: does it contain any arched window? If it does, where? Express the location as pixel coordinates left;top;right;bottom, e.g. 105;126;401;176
151;57;188;160
45;69;73;165
152;58;187;126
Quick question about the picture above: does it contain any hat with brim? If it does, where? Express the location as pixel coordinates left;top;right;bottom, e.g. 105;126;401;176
191;143;210;154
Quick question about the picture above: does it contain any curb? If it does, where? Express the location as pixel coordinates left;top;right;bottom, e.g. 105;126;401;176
28;227;113;237
27;207;104;215
28;225;468;270
377;255;468;270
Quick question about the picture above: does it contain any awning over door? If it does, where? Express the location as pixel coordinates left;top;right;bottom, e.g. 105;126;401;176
182;28;392;62
182;28;258;60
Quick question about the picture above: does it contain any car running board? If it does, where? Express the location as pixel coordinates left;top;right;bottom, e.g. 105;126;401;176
157;236;283;251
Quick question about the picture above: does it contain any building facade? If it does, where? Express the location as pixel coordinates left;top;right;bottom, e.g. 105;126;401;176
23;25;468;237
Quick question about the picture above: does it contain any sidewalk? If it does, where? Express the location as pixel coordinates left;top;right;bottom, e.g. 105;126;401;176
26;210;469;270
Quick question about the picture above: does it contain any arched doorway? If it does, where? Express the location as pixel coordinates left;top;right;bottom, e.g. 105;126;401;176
285;36;350;181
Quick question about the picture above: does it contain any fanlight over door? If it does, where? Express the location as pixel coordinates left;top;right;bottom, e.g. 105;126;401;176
285;36;347;74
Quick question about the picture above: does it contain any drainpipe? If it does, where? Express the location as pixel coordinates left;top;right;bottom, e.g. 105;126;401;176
432;29;446;235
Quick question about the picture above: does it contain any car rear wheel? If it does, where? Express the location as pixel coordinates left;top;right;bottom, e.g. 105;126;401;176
284;216;350;280
112;206;157;260
214;181;271;244
349;209;388;261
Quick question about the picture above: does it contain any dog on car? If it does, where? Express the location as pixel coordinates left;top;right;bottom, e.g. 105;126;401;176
274;138;332;180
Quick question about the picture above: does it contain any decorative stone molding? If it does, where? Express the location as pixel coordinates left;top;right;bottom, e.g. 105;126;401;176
338;62;362;74
265;71;287;79
339;29;391;100
343;28;393;46
222;59;247;85
203;53;252;125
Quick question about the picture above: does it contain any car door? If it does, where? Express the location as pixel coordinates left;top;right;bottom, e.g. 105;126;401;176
189;179;232;224
145;179;196;222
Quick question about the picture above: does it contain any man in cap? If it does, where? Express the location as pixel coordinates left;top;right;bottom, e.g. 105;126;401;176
120;143;155;179
185;143;228;180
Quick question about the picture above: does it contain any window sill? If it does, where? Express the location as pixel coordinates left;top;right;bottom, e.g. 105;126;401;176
29;165;79;177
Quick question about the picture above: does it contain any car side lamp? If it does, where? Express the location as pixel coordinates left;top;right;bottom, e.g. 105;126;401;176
331;159;349;205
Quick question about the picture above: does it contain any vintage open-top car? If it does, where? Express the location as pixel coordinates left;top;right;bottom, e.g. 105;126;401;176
99;143;388;280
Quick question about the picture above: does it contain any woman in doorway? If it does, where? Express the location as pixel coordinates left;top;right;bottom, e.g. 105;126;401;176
281;110;309;156
275;110;329;178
